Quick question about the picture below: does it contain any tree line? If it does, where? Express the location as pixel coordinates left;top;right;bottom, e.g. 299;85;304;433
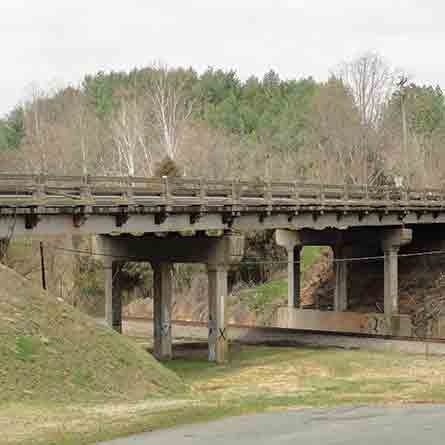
1;52;445;188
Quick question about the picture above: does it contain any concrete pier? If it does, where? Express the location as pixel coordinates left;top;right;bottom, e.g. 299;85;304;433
334;246;348;312
153;263;173;360
275;230;302;308
381;228;412;318
383;247;399;316
208;266;228;364
0;239;7;260
104;260;123;333
97;232;244;363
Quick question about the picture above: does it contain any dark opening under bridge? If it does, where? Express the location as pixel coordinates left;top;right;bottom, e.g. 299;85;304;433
2;174;445;363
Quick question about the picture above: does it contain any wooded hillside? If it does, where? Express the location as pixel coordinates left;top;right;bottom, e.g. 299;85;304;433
2;52;445;188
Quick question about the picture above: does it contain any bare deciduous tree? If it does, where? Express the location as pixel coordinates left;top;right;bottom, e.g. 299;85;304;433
334;52;401;128
109;96;153;177
146;65;194;160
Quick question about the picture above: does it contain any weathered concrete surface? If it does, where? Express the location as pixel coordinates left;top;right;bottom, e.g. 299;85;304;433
104;260;123;333
275;230;302;308
97;233;244;265
6;207;445;238
207;266;228;363
382;228;413;317
276;307;415;336
333;245;348;312
99;233;243;363
100;404;445;445
120;318;445;356
153;263;173;360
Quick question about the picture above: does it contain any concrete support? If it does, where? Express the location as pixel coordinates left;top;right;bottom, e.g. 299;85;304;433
207;266;228;364
288;246;302;308
333;246;348;312
104;260;123;333
275;230;302;308
381;228;413;318
0;238;7;261
98;232;244;364
153;262;173;361
383;247;399;316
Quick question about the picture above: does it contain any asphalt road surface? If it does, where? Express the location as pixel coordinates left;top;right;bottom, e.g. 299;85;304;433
101;404;445;445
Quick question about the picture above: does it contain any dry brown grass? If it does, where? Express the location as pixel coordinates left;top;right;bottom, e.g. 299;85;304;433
4;340;445;444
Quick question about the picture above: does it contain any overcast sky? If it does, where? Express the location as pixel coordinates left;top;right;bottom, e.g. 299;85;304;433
0;1;443;116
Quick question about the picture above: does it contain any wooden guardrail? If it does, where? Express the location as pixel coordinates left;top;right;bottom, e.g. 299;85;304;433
0;174;444;208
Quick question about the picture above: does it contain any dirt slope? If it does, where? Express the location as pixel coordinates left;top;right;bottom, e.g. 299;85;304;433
0;264;184;404
302;230;445;315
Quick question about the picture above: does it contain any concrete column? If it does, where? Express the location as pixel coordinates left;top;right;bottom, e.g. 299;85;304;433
0;239;7;261
381;228;412;318
207;265;228;364
383;247;399;316
153;262;173;361
104;260;123;333
334;246;348;312
275;230;302;308
287;246;302;308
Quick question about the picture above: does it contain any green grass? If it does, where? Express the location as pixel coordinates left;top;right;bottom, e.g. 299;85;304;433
301;245;325;271
0;264;184;405
15;336;40;362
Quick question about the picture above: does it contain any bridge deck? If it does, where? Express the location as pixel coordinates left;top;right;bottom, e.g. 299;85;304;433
1;175;445;236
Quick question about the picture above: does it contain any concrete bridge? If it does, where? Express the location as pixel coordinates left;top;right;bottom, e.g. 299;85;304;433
1;174;445;362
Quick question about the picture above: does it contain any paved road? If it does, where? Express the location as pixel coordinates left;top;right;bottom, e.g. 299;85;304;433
101;404;445;445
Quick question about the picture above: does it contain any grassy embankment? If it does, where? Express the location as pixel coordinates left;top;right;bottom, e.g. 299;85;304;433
0;263;184;444
5;342;445;444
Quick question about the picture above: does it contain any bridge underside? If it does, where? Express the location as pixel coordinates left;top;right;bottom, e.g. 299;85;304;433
3;177;445;361
3;209;445;361
93;223;445;364
97;232;244;364
276;226;445;338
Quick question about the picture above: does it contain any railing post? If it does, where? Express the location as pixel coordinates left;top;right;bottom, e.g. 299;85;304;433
264;180;273;205
364;184;369;201
293;180;300;202
199;178;206;202
80;174;92;201
125;176;134;202
163;176;172;206
231;179;239;205
34;173;47;201
319;182;325;203
402;187;409;204
343;183;349;201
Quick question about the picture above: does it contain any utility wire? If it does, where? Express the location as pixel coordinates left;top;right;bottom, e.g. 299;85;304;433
36;242;445;266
